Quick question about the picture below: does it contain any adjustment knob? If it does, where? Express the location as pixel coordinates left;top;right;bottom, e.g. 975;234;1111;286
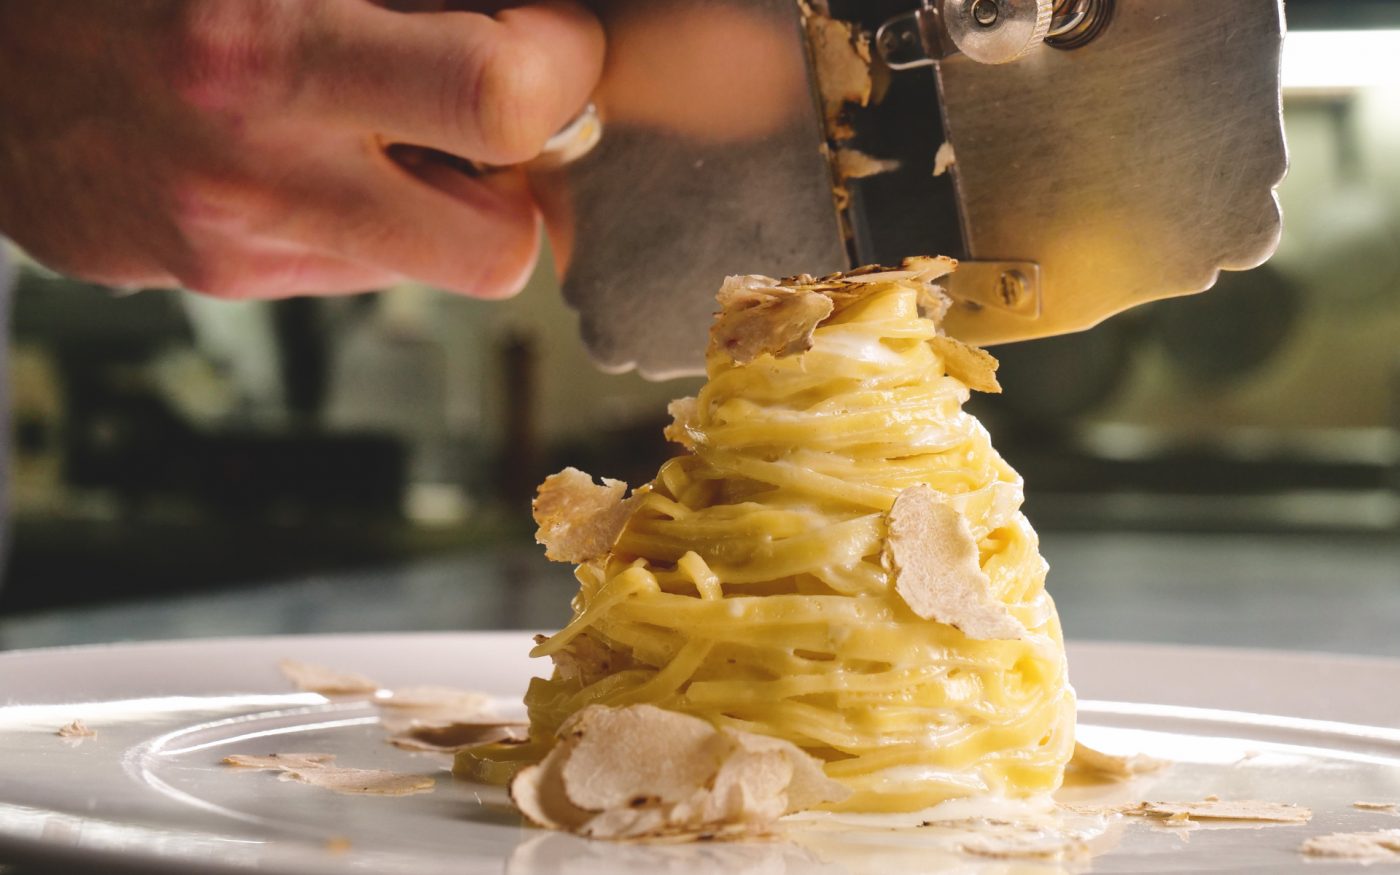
940;0;1053;64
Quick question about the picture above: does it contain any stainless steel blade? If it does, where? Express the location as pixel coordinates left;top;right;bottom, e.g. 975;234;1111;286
532;0;849;380
936;0;1287;344
537;0;1287;375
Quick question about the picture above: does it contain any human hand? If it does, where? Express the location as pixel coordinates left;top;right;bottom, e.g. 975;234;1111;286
0;0;603;299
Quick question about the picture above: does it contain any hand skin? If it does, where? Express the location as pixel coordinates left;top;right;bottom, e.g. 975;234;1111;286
0;0;604;299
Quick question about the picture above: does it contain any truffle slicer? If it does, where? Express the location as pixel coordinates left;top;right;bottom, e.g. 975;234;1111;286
530;0;1287;378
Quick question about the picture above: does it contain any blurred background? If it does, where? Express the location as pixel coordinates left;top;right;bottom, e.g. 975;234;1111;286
1;0;1396;653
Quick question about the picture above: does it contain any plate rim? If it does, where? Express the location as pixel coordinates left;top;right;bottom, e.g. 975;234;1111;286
2;633;1398;874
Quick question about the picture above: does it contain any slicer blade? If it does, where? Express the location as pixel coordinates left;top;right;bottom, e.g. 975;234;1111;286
531;0;848;380
536;0;1287;377
935;0;1287;344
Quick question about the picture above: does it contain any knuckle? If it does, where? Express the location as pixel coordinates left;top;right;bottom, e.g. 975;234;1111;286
469;39;558;162
166;174;271;236
163;1;294;111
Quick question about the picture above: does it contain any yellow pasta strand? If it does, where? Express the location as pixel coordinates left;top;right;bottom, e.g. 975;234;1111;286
497;275;1075;812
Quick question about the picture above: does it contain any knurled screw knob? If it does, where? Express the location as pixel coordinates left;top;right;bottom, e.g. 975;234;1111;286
941;0;1054;64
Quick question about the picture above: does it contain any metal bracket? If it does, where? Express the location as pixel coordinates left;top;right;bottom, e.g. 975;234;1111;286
877;0;1110;70
942;260;1043;319
875;5;948;70
936;0;1285;345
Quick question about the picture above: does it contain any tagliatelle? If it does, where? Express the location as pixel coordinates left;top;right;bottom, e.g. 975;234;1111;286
464;261;1076;813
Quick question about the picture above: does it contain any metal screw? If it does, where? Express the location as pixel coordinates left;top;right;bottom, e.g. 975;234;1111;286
971;0;1001;28
996;270;1026;307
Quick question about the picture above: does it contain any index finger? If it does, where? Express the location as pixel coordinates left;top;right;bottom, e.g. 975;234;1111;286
302;0;605;165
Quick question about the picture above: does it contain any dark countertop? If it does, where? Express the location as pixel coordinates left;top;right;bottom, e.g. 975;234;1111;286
1;530;1397;657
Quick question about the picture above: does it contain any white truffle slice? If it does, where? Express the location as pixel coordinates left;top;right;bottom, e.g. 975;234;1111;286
885;484;1024;640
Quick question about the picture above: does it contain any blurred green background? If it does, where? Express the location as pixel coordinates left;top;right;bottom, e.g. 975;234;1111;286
2;0;1396;637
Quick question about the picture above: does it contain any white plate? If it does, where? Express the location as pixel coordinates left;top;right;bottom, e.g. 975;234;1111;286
2;633;1399;874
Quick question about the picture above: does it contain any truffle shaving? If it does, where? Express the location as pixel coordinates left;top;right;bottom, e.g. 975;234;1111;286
56;719;96;739
802;4;872;140
373;687;499;737
224;752;338;770
510;739;607;833
710;276;835;364
933;141;956;177
663;397;701;450
508;703;849;840
544;632;629;687
1070;742;1169;779
709;257;965;367
279;660;379;696
1134;799;1311;823
885;485;1024;640
282;767;436;796
560;704;725;811
959;831;1091;860
1301;829;1400;860
835;149;899;180
224;752;435;796
388;721;527;753
533;467;641;563
930;335;1002;394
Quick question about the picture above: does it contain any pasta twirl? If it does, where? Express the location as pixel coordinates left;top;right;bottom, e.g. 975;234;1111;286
471;260;1075;813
